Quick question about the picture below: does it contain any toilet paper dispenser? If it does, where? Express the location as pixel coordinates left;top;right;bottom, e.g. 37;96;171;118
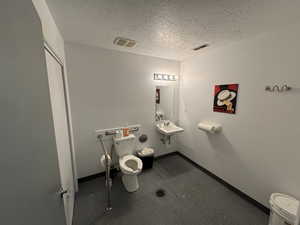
198;122;222;134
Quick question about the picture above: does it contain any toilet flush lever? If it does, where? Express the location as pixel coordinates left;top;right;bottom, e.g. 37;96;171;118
58;187;68;198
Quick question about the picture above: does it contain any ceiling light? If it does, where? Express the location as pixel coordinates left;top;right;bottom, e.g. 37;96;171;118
154;73;177;81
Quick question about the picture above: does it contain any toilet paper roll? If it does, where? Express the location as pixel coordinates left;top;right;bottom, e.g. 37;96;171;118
198;122;222;134
100;154;111;167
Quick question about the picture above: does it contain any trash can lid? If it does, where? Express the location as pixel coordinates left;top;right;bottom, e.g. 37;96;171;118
270;193;299;222
138;148;154;156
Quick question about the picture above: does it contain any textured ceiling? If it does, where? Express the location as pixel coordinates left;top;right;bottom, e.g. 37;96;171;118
45;0;300;61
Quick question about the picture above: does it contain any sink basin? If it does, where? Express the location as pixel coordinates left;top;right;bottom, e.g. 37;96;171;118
156;121;184;136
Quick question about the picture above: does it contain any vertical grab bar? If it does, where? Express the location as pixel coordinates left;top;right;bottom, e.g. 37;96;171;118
97;135;112;212
295;205;300;225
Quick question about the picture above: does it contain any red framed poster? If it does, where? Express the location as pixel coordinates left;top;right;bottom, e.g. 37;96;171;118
213;84;239;114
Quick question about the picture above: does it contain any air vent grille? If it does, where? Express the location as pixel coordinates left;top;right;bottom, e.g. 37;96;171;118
113;37;136;47
193;44;209;51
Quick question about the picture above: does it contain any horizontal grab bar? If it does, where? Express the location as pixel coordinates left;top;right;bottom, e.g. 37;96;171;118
95;124;141;137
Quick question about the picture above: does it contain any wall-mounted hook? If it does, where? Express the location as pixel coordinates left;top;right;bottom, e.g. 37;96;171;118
281;85;292;92
265;84;292;92
265;86;271;91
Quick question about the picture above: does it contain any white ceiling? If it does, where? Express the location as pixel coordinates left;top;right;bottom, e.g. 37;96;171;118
45;0;300;61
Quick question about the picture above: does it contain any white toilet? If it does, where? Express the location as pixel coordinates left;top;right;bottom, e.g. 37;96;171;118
113;134;143;192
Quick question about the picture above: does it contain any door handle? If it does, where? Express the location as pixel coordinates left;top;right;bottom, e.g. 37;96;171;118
58;187;68;198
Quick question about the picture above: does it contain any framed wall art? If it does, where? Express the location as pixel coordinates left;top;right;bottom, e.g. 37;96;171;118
213;84;239;114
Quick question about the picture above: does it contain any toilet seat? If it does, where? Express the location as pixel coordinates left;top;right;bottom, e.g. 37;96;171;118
119;155;143;175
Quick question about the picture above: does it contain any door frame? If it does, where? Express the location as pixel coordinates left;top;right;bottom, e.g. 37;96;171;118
44;41;78;191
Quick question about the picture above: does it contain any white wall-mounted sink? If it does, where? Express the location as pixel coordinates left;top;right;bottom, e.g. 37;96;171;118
156;121;184;136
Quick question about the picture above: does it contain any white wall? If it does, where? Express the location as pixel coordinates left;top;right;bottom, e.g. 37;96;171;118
179;23;300;207
65;42;180;178
32;0;78;192
0;1;65;224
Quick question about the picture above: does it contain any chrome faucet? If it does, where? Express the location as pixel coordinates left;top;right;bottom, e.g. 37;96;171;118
155;112;164;121
164;120;170;126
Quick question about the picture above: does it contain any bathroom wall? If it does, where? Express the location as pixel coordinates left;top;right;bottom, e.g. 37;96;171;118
178;23;300;207
65;42;180;178
0;1;65;223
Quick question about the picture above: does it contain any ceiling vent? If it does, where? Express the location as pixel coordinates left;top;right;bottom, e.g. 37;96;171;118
113;37;136;47
193;44;209;51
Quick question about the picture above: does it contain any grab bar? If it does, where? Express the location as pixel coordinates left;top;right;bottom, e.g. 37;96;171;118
97;135;112;212
95;124;141;137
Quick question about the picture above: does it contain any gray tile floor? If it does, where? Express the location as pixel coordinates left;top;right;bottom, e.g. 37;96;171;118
73;153;268;225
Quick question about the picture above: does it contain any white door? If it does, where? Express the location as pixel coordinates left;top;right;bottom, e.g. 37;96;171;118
45;49;75;225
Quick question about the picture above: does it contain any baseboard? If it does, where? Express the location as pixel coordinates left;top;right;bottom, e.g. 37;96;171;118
78;168;119;183
154;151;178;160
77;151;270;215
78;152;178;183
176;151;270;215
78;152;171;183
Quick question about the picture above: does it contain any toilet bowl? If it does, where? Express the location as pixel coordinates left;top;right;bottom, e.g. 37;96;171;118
113;134;143;192
119;155;143;192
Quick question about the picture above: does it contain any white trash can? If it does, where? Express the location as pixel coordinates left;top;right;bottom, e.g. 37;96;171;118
269;193;299;225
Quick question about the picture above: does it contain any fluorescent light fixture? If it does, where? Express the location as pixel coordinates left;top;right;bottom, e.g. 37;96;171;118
154;73;177;81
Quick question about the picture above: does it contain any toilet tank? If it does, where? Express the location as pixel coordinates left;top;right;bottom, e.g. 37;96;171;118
113;134;136;157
